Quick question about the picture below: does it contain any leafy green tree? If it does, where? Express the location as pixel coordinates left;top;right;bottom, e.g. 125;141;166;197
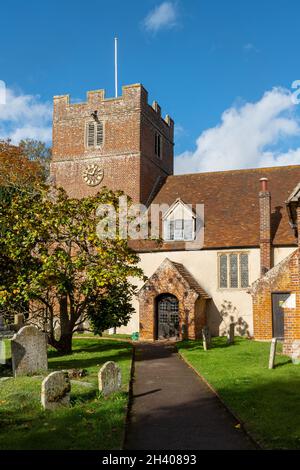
0;185;143;353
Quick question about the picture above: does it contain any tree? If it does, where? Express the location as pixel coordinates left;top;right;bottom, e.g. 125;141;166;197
0;185;143;354
0;139;48;206
19;139;52;181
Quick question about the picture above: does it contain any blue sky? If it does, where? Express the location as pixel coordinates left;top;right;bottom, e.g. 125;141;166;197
1;0;300;173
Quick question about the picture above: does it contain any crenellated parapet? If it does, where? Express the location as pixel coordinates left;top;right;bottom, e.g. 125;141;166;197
53;83;173;129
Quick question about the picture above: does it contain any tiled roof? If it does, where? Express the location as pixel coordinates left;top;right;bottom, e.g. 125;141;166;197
139;258;211;299
150;165;300;249
171;261;211;298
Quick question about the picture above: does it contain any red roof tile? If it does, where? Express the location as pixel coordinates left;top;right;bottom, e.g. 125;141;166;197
134;165;300;250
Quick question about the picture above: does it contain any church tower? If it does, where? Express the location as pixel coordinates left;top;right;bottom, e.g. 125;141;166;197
51;84;174;205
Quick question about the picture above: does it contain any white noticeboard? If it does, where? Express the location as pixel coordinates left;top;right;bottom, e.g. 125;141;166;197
281;294;296;309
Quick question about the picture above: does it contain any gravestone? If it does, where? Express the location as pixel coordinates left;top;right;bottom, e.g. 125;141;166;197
269;337;278;369
227;323;235;345
11;325;48;377
291;340;300;365
98;361;122;397
0;340;5;365
14;313;24;331
41;371;71;410
202;326;211;351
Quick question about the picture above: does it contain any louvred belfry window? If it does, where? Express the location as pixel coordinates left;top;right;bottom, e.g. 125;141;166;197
96;122;103;146
87;123;95;147
86;121;104;147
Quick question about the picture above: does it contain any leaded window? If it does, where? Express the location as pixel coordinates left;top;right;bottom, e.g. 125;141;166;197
219;255;228;288
240;253;249;288
229;254;238;288
218;252;249;289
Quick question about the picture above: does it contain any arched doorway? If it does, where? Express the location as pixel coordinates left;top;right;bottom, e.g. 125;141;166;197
156;294;179;340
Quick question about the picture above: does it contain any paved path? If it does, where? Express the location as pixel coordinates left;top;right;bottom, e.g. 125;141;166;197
125;342;256;450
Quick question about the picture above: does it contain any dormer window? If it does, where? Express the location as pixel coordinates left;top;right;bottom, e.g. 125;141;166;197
163;199;196;241
155;132;162;158
86;121;104;148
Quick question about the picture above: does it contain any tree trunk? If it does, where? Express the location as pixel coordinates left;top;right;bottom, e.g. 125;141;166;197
54;332;73;354
47;296;75;355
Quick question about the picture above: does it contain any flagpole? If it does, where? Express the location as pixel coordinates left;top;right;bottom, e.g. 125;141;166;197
115;37;118;98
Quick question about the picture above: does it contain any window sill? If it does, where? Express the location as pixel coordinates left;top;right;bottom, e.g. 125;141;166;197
163;240;196;243
217;287;250;292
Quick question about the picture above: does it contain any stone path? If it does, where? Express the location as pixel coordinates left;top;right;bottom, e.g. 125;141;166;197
125;342;256;450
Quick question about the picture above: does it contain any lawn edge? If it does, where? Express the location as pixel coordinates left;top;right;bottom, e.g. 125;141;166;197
121;342;136;450
177;349;262;450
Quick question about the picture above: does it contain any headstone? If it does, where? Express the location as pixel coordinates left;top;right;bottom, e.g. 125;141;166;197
0;340;5;364
41;371;71;410
11;325;48;377
227;323;235;345
291;340;300;365
269;337;277;369
202;326;211;351
98;361;122;397
14;313;24;330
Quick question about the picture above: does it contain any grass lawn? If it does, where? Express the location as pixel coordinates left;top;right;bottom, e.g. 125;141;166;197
178;337;300;450
74;333;132;340
0;338;132;450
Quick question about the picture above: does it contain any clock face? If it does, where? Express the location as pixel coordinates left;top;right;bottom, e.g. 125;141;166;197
83;164;104;187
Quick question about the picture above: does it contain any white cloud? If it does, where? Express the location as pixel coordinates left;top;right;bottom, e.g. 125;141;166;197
0;87;52;144
175;87;300;174
143;2;178;33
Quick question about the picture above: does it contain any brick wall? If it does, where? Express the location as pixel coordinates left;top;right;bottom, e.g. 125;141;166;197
297;206;300;241
252;249;300;354
51;84;174;205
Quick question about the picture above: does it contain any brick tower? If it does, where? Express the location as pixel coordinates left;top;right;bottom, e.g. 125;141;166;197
51;84;174;205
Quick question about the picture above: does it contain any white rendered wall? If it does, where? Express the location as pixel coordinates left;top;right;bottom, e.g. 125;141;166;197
117;246;297;337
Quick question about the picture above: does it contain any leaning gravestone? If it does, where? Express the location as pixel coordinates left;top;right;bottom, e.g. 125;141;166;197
268;337;278;369
41;371;71;410
202;326;211;351
98;361;122;397
11;325;48;377
291;340;300;365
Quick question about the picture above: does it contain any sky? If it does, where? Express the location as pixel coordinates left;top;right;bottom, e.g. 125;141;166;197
1;0;300;174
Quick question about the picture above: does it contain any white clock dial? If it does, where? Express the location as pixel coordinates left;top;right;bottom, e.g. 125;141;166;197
83;164;104;187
